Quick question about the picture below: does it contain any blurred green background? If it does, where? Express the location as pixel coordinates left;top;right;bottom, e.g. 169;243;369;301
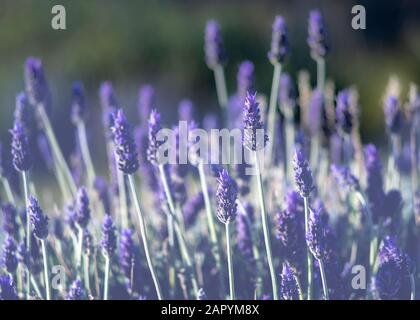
1;0;420;155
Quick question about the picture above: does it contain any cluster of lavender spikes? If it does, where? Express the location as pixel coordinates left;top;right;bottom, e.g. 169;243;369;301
0;9;419;301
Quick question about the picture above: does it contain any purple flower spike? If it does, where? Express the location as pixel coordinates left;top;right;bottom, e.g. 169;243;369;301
0;274;18;300
204;20;226;69
2;203;19;239
375;236;414;299
111;109;139;175
2;235;18;273
10;118;32;172
236;211;253;261
119;229;135;282
237;61;255;99
336;90;353;134
330;164;360;193
178;99;195;123
306;206;327;260
280;263;300;300
24;57;50;108
71;81;87;124
17;241;29;267
384;95;403;135
138;85;156;123
28;196;49;240
293;148;314;198
216;169;238;224
268;16;289;65
307;10;329;60
65;279;86;300
243;92;268;151
75;187;91;229
14;92;35;134
0;142;13;179
147;109;163;166
101;215;117;257
99;81;118;111
183;192;205;228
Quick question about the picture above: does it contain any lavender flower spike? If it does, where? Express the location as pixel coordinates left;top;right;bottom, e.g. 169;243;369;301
119;229;135;283
2;235;18;273
330;164;360;193
306;206;327;260
14;92;35;134
71;81;87;125
75;186;91;229
336;89;353;135
280;263;301;300
111;109;139;175
0;275;18;300
237;61;255;99
384;95;403;135
65;279;86;300
28;195;49;240
10;118;32;172
147;109;163;166
204;20;226;69
243;92;268;151
24;57;50;107
293;148;314;198
101;215;117;257
307;10;329;60
216;169;238;224
268;16;289;65
2;203;19;239
138;85;156;123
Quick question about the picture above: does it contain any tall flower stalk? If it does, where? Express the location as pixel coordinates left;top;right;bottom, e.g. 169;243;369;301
266;16;289;164
293;148;314;299
243;92;278;300
216;169;238;300
101;215;117;300
112;109;163;300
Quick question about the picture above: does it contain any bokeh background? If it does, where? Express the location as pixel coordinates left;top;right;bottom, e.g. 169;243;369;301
1;0;420;163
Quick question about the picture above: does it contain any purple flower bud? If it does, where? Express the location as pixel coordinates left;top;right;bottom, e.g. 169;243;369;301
99;81;118;111
307;10;329;60
2;203;19;239
243;92;268;151
24;57;50;108
10;118;32;172
94;177;111;215
216;169;238;224
336;90;353;134
268;16;289;64
138;85;156;123
2;235;18;273
147;109;163;166
237;61;255;99
183;192;205;228
28;196;49;240
119;229;135;282
197;288;207;300
75;187;91;229
204;20;226;69
101;215;117;257
0;274;18;300
71;81;87;124
14;92;35;135
178;99;195;123
111;109;139;175
306;206;327;260
384;95;403;134
65;279;86;300
330;164;360;193
236;211;253;261
293;148;314;198
280;263;300;300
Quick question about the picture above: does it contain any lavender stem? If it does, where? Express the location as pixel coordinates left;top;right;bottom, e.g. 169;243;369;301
303;196;313;300
103;255;110;300
254;151;278;300
117;170;129;229
225;222;235;300
83;254;91;295
22;171;31;299
317;58;325;92
266;63;282;165
127;174;163;300
41;240;51;300
214;65;228;110
76;121;96;188
1;177;15;203
410;274;416;300
318;258;329;299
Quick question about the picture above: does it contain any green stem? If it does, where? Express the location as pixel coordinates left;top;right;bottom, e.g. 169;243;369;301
318;258;329;300
22;171;31;299
213;65;228;110
38;104;77;197
77;121;96;188
254;151;278;300
316;58;325;92
30;274;43;299
117;170;129;229
127;174;163;300
304;197;313;300
103;255;110;300
225;223;235;300
76;227;83;271
266;63;282;165
41;240;51;300
410;274;416;300
1;177;15;203
83;254;91;296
